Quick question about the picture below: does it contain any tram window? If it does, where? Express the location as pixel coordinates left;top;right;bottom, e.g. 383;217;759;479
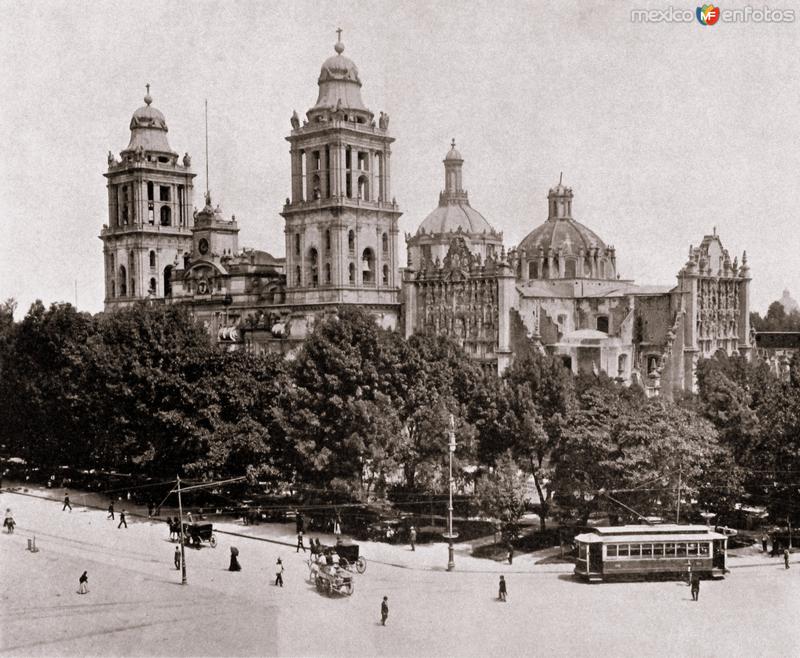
676;543;688;557
641;544;653;557
629;544;641;557
699;543;710;556
665;543;676;556
618;545;629;557
688;543;699;556
579;545;587;559
653;544;664;557
607;545;618;558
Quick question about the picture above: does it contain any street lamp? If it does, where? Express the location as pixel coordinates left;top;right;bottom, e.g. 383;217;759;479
444;413;458;571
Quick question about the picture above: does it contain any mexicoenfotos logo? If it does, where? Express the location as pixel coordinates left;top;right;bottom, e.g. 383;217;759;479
696;4;721;24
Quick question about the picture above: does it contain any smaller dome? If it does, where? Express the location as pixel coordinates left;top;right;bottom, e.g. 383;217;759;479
549;182;570;196
445;139;462;161
124;85;174;154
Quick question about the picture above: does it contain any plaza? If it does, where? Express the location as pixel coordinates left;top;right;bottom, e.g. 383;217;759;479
1;488;796;657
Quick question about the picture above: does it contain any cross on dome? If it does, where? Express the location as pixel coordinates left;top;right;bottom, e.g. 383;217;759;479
334;27;344;54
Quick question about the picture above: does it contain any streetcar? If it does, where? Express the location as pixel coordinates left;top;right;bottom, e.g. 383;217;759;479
573;524;728;582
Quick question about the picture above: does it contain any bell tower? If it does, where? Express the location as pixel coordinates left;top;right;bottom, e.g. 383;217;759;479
280;32;401;336
100;86;195;311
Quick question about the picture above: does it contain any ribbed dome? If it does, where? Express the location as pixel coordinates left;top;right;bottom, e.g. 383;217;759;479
445;143;463;161
418;203;494;235
518;217;608;257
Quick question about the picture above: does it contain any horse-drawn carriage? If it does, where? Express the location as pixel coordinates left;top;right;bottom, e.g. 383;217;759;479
307;542;366;596
182;522;217;548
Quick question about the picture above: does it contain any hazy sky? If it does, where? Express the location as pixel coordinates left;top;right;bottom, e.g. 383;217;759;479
1;0;798;315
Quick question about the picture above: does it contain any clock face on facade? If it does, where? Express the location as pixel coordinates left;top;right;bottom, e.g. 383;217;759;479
198;238;209;255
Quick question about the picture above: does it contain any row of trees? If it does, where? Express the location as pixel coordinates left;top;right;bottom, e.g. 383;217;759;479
1;299;798;532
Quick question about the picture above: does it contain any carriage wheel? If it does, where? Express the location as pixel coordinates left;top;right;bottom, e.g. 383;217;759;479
356;557;366;574
209;535;217;548
339;557;350;571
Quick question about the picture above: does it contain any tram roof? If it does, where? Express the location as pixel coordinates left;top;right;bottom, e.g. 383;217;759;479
574;525;729;543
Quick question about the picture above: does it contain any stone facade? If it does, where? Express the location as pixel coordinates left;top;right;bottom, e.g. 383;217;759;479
100;35;751;396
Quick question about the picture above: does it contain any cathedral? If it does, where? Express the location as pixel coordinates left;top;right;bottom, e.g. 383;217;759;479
100;34;752;397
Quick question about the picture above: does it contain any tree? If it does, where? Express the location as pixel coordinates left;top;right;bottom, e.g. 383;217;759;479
475;452;529;540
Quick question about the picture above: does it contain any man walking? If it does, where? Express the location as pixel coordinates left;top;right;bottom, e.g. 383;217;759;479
297;529;306;552
690;572;700;601
761;534;769;553
275;558;284;587
498;575;507;602
381;596;389;625
62;491;72;512
107;501;115;520
174;546;181;570
409;525;417;552
118;509;128;529
507;541;514;565
78;571;89;595
784;548;790;569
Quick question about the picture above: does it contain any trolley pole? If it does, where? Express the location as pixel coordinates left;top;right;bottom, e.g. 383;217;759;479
177;475;187;585
446;414;457;572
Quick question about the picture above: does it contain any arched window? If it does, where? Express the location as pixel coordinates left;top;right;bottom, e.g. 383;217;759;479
358;175;369;200
382;232;388;253
348;262;355;284
584;256;593;278
561;356;573;371
382;264;389;286
564;259;577;278
325;229;331;252
163;265;173;297
149;251;156;268
296;266;302;287
325;262;331;284
528;261;538;279
308;248;319;288
119;265;127;296
148;277;157;294
294;234;301;255
110;280;116;297
596;316;609;333
160;205;171;226
618;353;628;376
362;248;375;284
348;230;355;252
598;259;607;279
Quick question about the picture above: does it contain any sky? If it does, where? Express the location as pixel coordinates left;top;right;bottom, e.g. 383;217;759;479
1;0;798;316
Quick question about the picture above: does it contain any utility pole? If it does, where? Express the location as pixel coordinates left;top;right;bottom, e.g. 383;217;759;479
676;465;682;524
177;475;187;585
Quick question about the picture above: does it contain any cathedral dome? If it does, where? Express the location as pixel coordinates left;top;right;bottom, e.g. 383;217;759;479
124;86;174;155
517;179;617;280
418;203;493;235
518;215;608;257
307;35;371;121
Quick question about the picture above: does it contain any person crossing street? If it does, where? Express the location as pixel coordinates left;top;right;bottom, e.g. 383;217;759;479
62;492;72;512
275;558;284;587
118;509;128;529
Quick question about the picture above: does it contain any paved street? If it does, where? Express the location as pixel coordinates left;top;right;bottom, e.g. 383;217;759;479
1;488;798;657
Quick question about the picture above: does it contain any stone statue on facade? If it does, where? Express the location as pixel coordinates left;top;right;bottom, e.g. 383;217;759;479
183;152;192;167
378;112;390;130
107;151;115;165
290;110;300;130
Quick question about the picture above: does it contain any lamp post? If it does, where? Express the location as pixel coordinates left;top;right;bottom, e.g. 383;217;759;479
444;413;458;571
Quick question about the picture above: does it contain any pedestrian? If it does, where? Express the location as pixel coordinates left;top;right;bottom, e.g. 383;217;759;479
147;501;154;518
690;573;700;601
761;534;768;553
686;561;692;585
297;529;306;553
174;546;181;570
507;541;514;565
784;548;790;569
381;596;389;625
63;491;72;512
334;517;342;541
274;557;284;587
499;575;508;601
118;509;127;529
409;525;417;552
229;547;241;572
78;571;89;595
186;511;193;524
107;501;115;520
